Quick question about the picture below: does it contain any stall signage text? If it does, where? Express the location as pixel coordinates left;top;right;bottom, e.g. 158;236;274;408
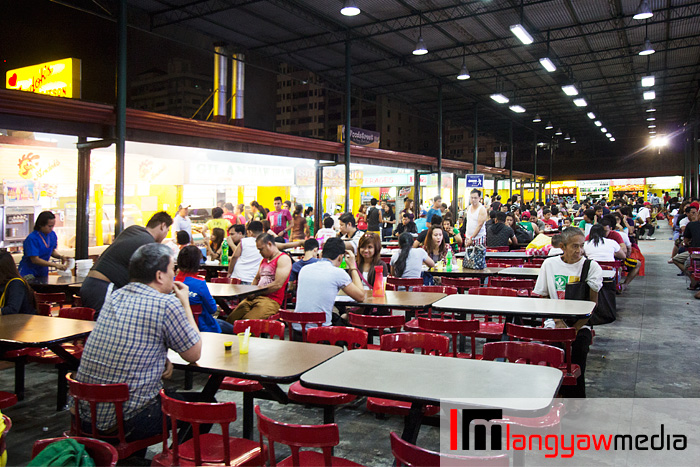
6;58;81;98
337;125;381;149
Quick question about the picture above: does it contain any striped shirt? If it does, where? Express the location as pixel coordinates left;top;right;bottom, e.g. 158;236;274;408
75;282;200;430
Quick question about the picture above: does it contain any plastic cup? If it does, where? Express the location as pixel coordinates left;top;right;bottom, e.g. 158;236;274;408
224;341;232;351
237;333;249;354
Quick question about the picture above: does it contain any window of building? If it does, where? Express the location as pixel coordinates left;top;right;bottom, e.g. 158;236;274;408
387;125;391;133
387;109;391;118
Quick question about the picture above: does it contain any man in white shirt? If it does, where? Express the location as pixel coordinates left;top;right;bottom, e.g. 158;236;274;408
465;189;488;246
338;212;365;253
228;221;264;284
635;201;655;240
533;226;602;398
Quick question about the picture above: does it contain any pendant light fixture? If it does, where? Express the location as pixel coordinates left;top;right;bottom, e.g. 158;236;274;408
457;46;470;80
633;0;653;20
533;114;542;123
340;0;361;16
413;15;428;55
639;20;655;56
545;121;553;130
510;0;534;45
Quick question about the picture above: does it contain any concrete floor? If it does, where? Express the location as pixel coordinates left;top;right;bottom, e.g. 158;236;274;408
2;223;698;466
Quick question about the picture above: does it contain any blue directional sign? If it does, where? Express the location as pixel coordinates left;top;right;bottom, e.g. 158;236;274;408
466;174;484;188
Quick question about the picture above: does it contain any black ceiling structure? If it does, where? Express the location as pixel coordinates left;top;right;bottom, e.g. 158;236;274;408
46;0;700;174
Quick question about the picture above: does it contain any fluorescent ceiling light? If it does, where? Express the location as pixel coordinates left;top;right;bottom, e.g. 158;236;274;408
413;36;428;55
641;75;655;87
643;90;656;100
646;107;656;112
647;116;656;121
571;138;577;144
510;24;534;45
573;98;588;107
532;114;542;123
457;63;470;80
639;38;655;56
341;0;361;16
587;112;596;119
633;0;653;20
561;85;579;96
545;121;553;130
606;133;612;138
509;105;526;113
594;121;602;127
600;127;607;133
539;57;556;72
555;128;563;135
490;93;509;104
648;124;656;128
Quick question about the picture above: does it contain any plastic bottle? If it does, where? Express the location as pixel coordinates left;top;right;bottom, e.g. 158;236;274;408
372;265;385;297
221;238;229;266
340;256;347;269
446;249;453;272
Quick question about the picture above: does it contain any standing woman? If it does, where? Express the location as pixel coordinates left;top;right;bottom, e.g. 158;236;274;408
356;205;368;231
250;201;265;222
304;206;315;237
290;204;308;242
402;198;414;217
356;233;389;290
423;226;448;263
19;211;68;280
381;201;395;241
233;204;247;225
0;250;36;315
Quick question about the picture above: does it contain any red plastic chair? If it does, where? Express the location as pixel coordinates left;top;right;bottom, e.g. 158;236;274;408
35;302;52;316
66;373;161;460
190;304;203;327
34;291;68;307
528;257;546;266
403;285;458;332
412;285;458;295
0;391;17;409
489;277;536;297
390;432;509;467
288;327;368;423
489;258;525;266
277;310;326;342
366;333;449;418
220;320;286;412
417;317;481;359
485;246;509;252
468;287;518;339
152;390;265;466
255;405;363;467
1;415;11;464
347;313;405;350
440;277;481;293
218;271;230;278
211;277;235;284
506;323;582;386
386;276;423;291
482;341;564;367
31;437;119;467
485;262;512;268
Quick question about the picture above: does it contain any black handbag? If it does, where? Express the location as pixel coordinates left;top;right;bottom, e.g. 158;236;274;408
564;259;616;325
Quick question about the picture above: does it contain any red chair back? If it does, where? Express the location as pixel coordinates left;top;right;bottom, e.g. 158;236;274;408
66;373;160;459
306;326;368;350
505;323;577;376
485;246;509;252
489;278;536;296
468;287;518;297
233;319;285;340
347;313;405;336
34;292;67;305
210;277;233;284
485;262;513;268
190;304;203;326
380;332;449;356
390;432;509;467
412;285;458;295
440;277;481;293
482;341;564;367
528;257;546;266
255;405;341;466
32;437;118;467
36;302;52;316
417;318;480;358
490;258;525;266
58;307;96;321
277;310;326;341
386;276;423;291
217;271;229;278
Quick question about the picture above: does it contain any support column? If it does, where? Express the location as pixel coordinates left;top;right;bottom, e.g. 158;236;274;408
115;0;127;236
694;123;699;199
315;163;324;232
685;131;691;198
437;84;443;194
549;138;554;202
76;138;90;260
509;121;514;199
533;132;538;202
414;170;421;212
344;39;352;213
473;106;478;174
451;173;459;217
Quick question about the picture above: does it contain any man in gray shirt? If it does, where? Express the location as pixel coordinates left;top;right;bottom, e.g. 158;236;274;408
294;238;365;339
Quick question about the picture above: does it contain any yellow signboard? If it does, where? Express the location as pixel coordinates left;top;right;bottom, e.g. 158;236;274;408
5;58;81;98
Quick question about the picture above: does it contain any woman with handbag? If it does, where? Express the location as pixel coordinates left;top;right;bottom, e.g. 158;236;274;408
0;250;36;316
532;227;604;398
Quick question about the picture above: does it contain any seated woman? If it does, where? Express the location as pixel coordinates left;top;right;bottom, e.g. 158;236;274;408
390;232;435;279
0;250;36;315
423;225;448;263
584;224;624;262
205;227;225;261
175;246;233;334
357;233;389;290
532;227;604;398
441;218;463;253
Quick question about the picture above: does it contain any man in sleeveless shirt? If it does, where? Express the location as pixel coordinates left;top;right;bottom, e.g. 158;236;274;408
226;233;292;321
465;189;488;246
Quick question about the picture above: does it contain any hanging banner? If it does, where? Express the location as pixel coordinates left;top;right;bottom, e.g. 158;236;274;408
337;125;381;149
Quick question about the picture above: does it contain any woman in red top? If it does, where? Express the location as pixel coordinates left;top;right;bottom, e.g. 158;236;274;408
356;205;368;231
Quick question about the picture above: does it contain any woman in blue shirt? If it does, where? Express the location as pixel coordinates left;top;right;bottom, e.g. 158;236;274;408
175;245;234;334
19;211;69;280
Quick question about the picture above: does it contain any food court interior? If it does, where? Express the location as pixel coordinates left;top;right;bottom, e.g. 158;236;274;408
1;0;700;465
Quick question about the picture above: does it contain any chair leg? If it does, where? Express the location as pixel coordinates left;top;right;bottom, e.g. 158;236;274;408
56;365;68;411
243;392;254;440
323;406;335;424
14;357;26;401
184;370;193;390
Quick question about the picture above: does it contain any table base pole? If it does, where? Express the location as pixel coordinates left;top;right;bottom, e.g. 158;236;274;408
401;402;425;444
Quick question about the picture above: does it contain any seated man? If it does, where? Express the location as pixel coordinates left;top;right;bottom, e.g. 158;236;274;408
541;208;559;230
227;233;292;321
338;212;364;253
293;238;365;340
636;201;655;240
394;212;417;238
315;216;337;248
672;212;700;290
75;243;202;442
486;211;517;247
289;238;320;283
